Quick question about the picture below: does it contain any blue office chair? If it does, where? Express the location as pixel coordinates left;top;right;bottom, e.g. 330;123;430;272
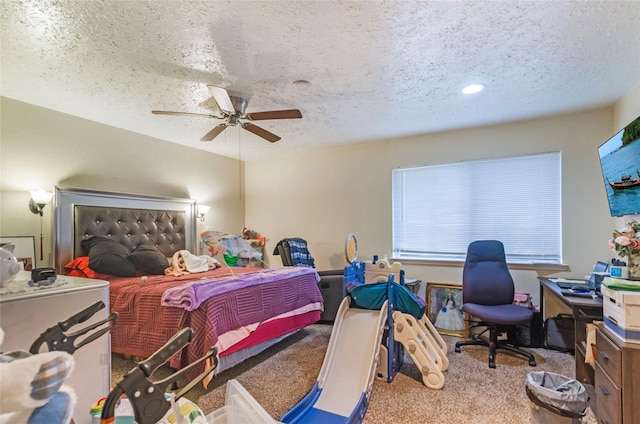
454;240;536;368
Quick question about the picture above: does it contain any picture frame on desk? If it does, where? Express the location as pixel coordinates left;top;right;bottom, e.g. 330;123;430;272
0;236;36;271
426;282;468;337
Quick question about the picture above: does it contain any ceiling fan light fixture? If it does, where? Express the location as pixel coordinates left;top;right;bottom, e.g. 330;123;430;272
462;84;485;94
154;85;302;143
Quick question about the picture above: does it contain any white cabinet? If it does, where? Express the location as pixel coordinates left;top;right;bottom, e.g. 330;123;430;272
1;272;111;424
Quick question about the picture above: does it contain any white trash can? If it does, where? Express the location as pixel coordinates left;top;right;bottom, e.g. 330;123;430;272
525;371;589;424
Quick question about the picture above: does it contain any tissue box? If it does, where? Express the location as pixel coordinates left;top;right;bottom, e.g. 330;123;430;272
601;285;640;343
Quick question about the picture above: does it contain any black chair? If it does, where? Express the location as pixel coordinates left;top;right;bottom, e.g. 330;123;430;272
454;240;536;368
273;238;315;268
273;238;345;323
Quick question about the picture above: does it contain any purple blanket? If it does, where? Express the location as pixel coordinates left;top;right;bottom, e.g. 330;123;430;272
161;267;320;311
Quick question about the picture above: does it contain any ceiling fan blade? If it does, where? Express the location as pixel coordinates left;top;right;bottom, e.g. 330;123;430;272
152;110;220;118
242;123;281;143
207;85;235;114
246;109;303;121
200;124;228;141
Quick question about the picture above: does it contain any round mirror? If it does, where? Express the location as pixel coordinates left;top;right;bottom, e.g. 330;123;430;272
345;233;358;264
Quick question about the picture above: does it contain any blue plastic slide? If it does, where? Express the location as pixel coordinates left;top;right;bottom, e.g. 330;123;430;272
280;296;388;424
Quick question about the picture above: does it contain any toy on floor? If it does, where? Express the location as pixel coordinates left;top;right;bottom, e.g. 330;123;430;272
100;327;217;424
204;257;449;424
280;257;448;424
345;257;448;388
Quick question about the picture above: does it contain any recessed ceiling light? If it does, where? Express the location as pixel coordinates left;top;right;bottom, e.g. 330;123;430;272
292;79;311;88
462;84;485;94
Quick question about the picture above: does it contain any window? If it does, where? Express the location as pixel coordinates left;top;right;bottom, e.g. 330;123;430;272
392;152;562;264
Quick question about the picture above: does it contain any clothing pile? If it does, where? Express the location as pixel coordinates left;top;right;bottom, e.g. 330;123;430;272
165;250;220;277
273;238;315;268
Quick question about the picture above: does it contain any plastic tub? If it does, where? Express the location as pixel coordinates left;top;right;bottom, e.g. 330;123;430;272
206;379;279;424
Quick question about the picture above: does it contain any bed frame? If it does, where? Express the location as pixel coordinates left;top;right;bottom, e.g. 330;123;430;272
52;186;310;374
53;186;197;273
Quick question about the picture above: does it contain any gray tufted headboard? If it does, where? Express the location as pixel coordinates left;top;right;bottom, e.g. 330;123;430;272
54;187;197;273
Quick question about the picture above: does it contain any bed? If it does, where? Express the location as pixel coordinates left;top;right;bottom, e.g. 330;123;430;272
53;186;323;380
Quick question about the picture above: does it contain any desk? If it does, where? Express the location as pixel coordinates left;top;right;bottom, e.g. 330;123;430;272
539;278;603;385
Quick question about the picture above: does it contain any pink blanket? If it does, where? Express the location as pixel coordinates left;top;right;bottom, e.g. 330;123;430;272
109;266;323;379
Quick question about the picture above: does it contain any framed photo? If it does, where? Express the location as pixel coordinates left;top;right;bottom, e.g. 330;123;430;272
0;236;36;271
426;282;468;337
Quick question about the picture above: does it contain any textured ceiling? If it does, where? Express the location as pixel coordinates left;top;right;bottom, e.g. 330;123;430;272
2;1;639;161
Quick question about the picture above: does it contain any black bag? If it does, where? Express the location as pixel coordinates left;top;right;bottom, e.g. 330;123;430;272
543;314;575;353
514;311;544;348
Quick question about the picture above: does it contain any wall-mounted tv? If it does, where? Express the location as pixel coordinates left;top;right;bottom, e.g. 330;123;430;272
597;115;640;217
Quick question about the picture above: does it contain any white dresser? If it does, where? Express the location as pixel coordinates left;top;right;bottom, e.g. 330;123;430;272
0;272;111;424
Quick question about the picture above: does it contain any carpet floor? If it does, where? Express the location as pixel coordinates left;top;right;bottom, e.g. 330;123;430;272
112;323;597;423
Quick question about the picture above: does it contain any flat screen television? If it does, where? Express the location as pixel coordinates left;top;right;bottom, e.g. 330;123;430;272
597;115;640;217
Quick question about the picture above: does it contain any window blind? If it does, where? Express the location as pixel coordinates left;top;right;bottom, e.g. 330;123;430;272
392;152;562;263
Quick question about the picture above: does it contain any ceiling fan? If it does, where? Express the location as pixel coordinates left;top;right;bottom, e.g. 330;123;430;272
152;85;302;143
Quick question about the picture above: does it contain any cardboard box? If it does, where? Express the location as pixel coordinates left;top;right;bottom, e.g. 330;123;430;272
601;285;640;343
604;317;640;344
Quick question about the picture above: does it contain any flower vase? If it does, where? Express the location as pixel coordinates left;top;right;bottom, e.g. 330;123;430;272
629;252;640;281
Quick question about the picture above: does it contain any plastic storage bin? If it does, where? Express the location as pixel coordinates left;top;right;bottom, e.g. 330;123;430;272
525;371;589;424
206;379;280;424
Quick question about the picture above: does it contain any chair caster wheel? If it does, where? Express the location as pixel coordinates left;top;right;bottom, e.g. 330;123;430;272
455;346;461;353
489;361;496;369
529;360;536;366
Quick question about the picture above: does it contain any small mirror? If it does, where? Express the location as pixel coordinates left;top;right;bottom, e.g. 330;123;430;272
344;233;358;264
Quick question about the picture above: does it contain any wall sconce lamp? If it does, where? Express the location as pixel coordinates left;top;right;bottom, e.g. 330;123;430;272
197;205;210;222
29;189;54;261
29;190;53;216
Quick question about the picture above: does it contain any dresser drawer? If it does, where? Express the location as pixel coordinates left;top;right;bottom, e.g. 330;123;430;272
597;407;622;424
595;362;622;424
596;328;622;386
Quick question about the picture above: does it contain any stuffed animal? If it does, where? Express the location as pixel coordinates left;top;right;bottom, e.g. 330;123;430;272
0;243;21;287
241;227;258;240
0;328;76;424
240;228;266;246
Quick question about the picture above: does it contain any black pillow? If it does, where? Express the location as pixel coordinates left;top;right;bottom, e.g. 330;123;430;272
127;244;169;275
80;236;136;277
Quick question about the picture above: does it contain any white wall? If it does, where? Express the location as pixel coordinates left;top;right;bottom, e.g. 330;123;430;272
0;97;245;267
245;98;639;305
2;83;638;305
614;82;640;129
